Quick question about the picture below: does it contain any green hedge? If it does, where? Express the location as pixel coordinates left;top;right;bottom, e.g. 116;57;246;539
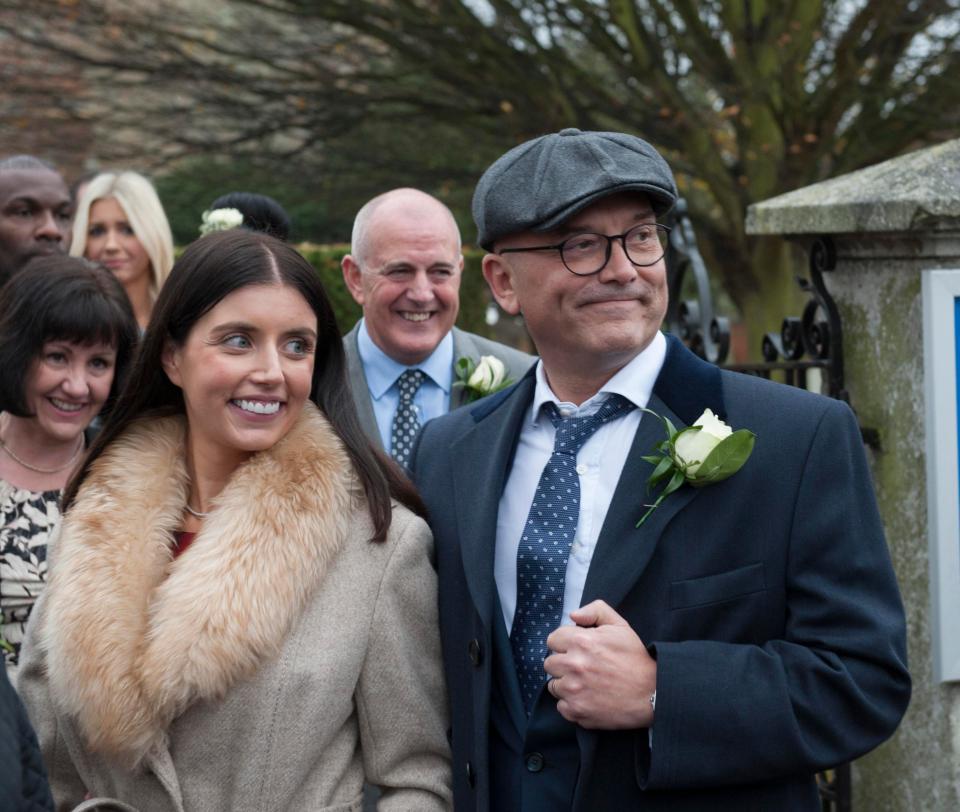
297;244;495;339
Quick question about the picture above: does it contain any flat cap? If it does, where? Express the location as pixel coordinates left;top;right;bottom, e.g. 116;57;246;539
472;128;677;250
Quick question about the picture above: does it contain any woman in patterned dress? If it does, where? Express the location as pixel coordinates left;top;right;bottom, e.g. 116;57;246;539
0;256;138;683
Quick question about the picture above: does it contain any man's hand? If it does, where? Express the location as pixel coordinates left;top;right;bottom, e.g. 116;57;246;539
544;599;656;729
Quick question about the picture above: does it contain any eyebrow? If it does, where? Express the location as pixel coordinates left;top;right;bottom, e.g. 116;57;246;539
211;321;318;339
379;261;458;272
3;195;72;208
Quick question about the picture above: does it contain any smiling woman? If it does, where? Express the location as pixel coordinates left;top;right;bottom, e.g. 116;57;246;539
18;230;452;810
70;171;175;330
0;256;138;683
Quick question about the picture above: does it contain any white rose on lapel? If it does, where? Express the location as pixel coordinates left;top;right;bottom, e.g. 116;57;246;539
673;409;732;476
455;354;513;403
468;355;507;391
636;407;756;527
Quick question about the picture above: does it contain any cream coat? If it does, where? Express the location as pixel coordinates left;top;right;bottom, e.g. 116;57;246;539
19;404;452;811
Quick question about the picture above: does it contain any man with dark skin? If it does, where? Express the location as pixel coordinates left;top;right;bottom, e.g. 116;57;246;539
0;156;72;286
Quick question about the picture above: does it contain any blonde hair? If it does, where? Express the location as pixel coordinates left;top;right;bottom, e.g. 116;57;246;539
70;171;175;299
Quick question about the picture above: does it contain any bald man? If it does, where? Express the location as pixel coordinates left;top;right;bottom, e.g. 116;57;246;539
0;155;71;286
342;188;534;463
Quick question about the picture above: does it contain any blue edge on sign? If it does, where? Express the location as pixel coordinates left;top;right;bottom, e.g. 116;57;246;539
956;296;960;533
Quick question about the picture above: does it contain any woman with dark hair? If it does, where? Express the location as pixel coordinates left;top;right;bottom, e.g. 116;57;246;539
20;230;452;810
201;191;292;241
0;256;138;683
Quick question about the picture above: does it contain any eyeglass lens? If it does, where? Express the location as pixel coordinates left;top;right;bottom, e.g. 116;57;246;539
561;224;667;275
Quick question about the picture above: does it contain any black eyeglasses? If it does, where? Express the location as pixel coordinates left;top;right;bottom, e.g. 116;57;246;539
497;223;670;276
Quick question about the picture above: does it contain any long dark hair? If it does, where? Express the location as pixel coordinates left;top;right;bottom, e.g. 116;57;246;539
63;230;423;540
0;255;138;418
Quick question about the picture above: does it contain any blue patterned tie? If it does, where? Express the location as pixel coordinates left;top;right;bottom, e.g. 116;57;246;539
391;369;425;467
510;394;636;714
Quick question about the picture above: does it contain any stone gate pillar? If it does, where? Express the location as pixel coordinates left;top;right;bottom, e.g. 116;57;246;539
747;139;960;811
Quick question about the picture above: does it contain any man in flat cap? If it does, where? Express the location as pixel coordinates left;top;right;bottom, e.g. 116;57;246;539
411;129;909;810
0;155;71;286
341;187;533;466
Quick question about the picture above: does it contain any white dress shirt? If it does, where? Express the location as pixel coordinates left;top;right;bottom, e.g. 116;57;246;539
494;330;667;635
356;319;454;454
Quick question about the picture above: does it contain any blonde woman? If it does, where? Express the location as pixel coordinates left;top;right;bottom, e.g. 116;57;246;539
71;171;174;329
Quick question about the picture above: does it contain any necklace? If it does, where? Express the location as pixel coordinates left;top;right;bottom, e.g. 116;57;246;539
0;434;84;474
184;503;211;519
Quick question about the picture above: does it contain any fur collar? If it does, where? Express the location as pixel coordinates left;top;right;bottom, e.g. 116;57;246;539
42;402;354;765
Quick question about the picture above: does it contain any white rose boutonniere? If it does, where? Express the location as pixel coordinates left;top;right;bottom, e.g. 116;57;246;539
637;407;756;527
455;354;511;403
199;207;244;236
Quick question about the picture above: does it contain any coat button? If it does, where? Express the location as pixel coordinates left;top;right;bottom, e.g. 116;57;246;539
468;638;482;666
525;752;545;773
466;760;476;787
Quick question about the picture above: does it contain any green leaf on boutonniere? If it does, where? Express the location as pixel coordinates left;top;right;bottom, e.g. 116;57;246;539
636;408;756;527
689;429;757;486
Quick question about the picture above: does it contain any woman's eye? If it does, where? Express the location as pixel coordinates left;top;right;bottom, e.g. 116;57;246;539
88;224;106;237
284;338;311;355
90;357;113;371
45;352;67;365
120;224;136;236
223;335;251;349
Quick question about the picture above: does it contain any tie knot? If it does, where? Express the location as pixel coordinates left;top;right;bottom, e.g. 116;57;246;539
396;369;425;402
544;394;635;457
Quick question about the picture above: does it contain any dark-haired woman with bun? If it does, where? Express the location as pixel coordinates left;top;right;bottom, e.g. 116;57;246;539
201;191;292;241
0;256;137;683
19;229;451;809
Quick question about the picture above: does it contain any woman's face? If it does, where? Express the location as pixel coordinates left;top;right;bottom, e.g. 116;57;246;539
25;340;117;443
162;283;318;469
85;197;152;291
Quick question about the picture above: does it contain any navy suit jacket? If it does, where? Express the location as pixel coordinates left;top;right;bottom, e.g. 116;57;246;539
411;336;909;811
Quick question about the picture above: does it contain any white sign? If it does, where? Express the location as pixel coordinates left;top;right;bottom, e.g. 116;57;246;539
923;269;960;683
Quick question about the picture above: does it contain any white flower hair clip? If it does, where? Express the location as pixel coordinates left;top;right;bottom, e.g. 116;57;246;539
199;207;244;235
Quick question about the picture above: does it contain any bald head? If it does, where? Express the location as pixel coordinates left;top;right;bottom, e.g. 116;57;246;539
342;188;464;366
350;188;461;267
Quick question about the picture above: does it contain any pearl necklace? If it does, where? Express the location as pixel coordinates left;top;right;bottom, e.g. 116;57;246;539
0;434;84;474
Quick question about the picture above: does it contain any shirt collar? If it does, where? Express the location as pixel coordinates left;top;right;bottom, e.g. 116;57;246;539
530;330;667;425
357;318;454;399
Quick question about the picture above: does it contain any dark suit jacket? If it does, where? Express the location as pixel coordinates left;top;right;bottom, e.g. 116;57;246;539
342;322;535;450
411;335;909;811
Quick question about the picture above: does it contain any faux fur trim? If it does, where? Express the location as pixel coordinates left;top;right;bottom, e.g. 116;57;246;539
42;403;354;765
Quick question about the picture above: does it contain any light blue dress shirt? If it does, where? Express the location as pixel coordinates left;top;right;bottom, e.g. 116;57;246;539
356;319;455;454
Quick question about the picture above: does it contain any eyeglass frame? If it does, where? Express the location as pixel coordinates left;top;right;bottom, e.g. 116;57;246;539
496;222;671;276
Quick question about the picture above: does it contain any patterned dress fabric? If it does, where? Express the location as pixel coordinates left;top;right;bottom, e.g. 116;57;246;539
0;480;60;684
390;369;425;468
510;394;635;713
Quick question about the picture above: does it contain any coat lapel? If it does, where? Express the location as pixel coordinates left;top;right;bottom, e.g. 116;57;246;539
582;336;725;608
342;323;382;448
450;327;479;410
581;393;697;607
449;372;535;631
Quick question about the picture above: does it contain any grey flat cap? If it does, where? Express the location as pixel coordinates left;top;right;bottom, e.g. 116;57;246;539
473;128;678;249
